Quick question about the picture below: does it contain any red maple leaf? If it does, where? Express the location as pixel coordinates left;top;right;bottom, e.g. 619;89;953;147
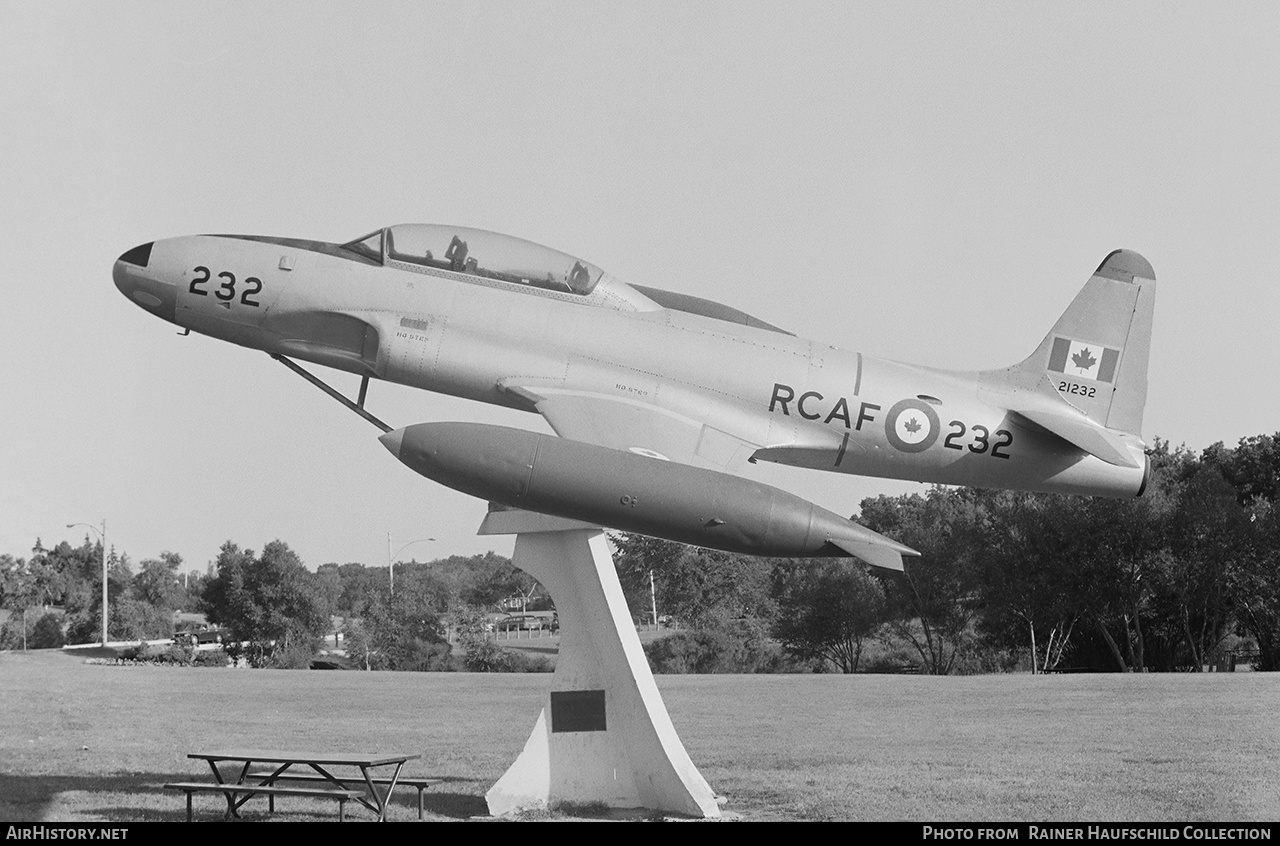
1071;347;1097;372
903;416;922;434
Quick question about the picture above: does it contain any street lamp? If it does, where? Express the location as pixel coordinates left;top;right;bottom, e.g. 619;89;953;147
650;569;658;630
67;519;107;646
387;533;436;596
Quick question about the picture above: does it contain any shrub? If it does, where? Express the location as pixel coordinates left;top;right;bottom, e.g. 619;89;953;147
111;642;195;664
645;630;735;673
509;651;554;673
117;642;145;661
0;613;66;650
265;639;321;669
951;644;1021;675
193;649;228;667
222;640;245;665
64;612;100;647
644;624;801;674
861;638;921;674
0;623;17;650
460;637;552;672
29;614;66;649
394;638;455;672
157;643;194;665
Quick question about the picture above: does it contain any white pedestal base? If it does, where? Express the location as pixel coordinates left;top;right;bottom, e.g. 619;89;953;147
481;516;719;818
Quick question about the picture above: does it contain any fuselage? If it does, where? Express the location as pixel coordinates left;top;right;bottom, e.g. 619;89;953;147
112;225;1148;499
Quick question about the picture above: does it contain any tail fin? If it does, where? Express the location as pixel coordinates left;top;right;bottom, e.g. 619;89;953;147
1004;249;1156;436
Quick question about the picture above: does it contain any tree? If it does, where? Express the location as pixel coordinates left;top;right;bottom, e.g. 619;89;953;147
178;568;208;609
1068;491;1172;672
29;613;66;649
13;545;66;612
315;563;344;620
1205;433;1280;505
324;553;530;620
457;557;536;609
202;540;328;668
978;491;1088;673
133;552;184;608
0;555;40;650
611;533;776;629
1190;437;1280;670
128;552;185;638
858;487;984;674
342;617;376;671
1236;499;1280;670
773;561;886;672
57;539;140;644
39;538;95;629
1160;460;1251;670
355;588;450;671
642;620;791;673
453;604;547;672
328;561;386;617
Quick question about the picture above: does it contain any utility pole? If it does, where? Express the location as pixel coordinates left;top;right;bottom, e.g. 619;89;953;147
650;569;658;629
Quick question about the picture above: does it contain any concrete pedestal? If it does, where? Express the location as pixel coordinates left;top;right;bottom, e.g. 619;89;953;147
479;510;720;818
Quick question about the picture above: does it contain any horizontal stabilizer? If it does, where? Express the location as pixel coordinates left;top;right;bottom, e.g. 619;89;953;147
828;534;919;572
1012;377;1140;468
1015;407;1139;468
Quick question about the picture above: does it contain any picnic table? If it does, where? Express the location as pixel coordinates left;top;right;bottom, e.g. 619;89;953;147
168;748;423;821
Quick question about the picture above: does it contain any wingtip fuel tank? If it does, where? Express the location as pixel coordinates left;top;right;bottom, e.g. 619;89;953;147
380;421;918;570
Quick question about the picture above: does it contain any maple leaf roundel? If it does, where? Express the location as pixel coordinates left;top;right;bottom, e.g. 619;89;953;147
885;398;940;453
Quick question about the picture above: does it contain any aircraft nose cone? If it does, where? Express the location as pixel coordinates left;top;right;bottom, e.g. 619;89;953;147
114;241;178;323
114;242;154;290
113;243;152;296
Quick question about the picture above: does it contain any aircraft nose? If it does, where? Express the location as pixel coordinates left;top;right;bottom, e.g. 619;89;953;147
113;242;154;294
114;241;178;323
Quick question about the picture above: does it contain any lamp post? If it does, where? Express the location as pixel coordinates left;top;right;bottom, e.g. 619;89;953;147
650;569;658;630
67;519;107;646
387;533;436;596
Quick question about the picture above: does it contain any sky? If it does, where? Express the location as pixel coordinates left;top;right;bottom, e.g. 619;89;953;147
3;2;1278;575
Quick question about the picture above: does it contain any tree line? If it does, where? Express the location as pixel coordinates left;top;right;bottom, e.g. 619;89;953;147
0;535;541;670
3;432;1277;674
613;434;1280;674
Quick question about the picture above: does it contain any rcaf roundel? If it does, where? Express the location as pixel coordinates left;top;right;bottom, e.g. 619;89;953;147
884;398;940;453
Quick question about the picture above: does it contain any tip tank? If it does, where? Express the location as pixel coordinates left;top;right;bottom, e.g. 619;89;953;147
382;421;919;570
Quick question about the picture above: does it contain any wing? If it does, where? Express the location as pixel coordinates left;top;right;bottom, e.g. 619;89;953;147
500;382;761;473
497;381;918;571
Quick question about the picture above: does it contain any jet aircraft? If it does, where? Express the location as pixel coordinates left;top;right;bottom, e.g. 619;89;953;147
113;225;1155;571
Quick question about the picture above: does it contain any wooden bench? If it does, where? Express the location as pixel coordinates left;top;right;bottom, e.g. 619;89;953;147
248;771;443;820
163;781;364;822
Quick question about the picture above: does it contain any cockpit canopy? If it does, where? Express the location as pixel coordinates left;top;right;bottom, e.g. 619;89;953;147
342;224;605;296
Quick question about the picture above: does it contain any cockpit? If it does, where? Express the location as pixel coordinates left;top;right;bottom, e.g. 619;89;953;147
341;224;604;296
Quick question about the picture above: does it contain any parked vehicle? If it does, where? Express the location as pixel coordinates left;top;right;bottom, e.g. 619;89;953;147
174;628;225;646
495;614;544;631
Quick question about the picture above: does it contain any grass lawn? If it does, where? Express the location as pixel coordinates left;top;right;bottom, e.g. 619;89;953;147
1;648;1277;822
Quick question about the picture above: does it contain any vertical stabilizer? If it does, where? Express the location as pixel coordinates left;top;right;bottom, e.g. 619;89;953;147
1004;250;1156;436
